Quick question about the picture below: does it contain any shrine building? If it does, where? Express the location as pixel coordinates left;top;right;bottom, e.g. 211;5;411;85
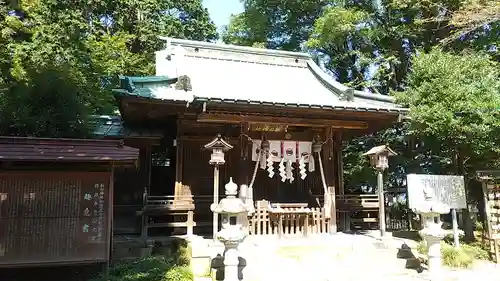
99;37;407;238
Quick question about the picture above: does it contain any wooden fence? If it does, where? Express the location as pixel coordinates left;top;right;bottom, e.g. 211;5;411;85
249;201;329;236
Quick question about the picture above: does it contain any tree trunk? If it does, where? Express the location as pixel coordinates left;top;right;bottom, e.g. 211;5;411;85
456;151;475;241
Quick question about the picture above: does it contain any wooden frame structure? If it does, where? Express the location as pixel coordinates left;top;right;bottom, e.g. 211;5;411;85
103;38;407;238
477;170;500;262
0;137;138;267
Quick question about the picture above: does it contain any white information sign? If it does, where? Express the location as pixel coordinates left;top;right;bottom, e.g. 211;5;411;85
407;174;466;211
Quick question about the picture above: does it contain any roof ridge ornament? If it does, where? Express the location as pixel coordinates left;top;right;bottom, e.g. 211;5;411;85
175;75;192;92
339;88;355;102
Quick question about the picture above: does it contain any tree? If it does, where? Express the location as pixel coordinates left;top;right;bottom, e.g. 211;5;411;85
395;49;500;164
394;49;500;238
0;0;217;137
222;0;328;51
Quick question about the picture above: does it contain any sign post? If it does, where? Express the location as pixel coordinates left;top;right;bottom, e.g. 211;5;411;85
451;209;460;248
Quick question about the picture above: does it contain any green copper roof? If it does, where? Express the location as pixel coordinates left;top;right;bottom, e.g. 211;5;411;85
89;115;164;139
113;75;179;99
89;115;124;137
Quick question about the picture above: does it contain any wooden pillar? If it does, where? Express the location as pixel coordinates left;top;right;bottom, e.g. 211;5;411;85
213;165;220;241
139;147;151;238
334;131;347;231
174;119;184;200
239;123;250;186
144;146;152;194
107;166;115;266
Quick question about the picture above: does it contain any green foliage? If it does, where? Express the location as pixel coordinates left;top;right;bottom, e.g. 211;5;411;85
418;231;490;268
0;0;217;137
461;243;490;260
0;65;89;137
222;0;328;51
417;241;474;268
395;49;500;163
442;244;474;268
176;244;192;266
225;0;498;93
164;266;194;281
90;256;193;281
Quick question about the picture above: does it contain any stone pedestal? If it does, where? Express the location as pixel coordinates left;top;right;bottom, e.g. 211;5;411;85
419;218;447;280
222;243;240;281
412;185;450;280
421;231;446;278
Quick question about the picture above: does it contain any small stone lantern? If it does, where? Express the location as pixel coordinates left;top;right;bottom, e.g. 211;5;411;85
211;178;250;281
415;187;450;278
363;145;397;237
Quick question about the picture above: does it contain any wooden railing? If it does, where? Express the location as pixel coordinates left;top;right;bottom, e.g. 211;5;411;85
249;200;329;236
336;194;379;210
138;194;195;237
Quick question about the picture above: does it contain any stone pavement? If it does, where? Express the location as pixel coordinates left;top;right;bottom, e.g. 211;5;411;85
191;233;500;281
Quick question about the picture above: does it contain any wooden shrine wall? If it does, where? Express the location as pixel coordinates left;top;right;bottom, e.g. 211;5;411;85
178;123;339;204
181;138;328;206
0;171;111;267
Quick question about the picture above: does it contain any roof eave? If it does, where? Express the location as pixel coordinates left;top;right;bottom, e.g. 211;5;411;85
195;97;408;114
306;59;397;104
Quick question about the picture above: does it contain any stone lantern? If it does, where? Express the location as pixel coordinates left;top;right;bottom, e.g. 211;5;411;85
204;134;233;241
211;178;251;281
363;145;397;237
415;187;450;278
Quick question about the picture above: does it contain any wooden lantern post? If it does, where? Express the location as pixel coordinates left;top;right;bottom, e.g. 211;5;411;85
204;134;233;241
363;145;397;237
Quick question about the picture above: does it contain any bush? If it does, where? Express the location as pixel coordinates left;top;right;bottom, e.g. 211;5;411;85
416;240;487;268
165;266;194;281
441;244;473;268
461;243;489;260
89;256;193;281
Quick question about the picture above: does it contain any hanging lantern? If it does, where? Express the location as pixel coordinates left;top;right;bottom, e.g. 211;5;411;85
203;134;234;165
362;145;396;171
312;136;323;153
261;139;270;153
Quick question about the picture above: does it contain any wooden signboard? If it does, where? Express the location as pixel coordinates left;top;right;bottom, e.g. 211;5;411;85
407;174;466;210
250;124;287;132
0;171;111;267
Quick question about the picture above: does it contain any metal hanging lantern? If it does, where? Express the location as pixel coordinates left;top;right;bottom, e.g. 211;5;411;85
312;136;323;153
261;139;270;153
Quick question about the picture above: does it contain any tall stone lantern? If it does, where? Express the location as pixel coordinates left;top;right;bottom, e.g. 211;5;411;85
211;178;251;281
204;134;233;241
363;145;397;237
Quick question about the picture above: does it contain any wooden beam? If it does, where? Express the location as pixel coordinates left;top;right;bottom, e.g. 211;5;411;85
197;113;368;129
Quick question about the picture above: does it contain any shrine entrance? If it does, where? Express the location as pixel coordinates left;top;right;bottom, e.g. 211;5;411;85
233;135;335;237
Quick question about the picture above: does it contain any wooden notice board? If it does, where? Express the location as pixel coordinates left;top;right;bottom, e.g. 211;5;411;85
0;171;111;266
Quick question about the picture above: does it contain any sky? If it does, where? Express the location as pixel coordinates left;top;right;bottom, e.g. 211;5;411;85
203;0;244;28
